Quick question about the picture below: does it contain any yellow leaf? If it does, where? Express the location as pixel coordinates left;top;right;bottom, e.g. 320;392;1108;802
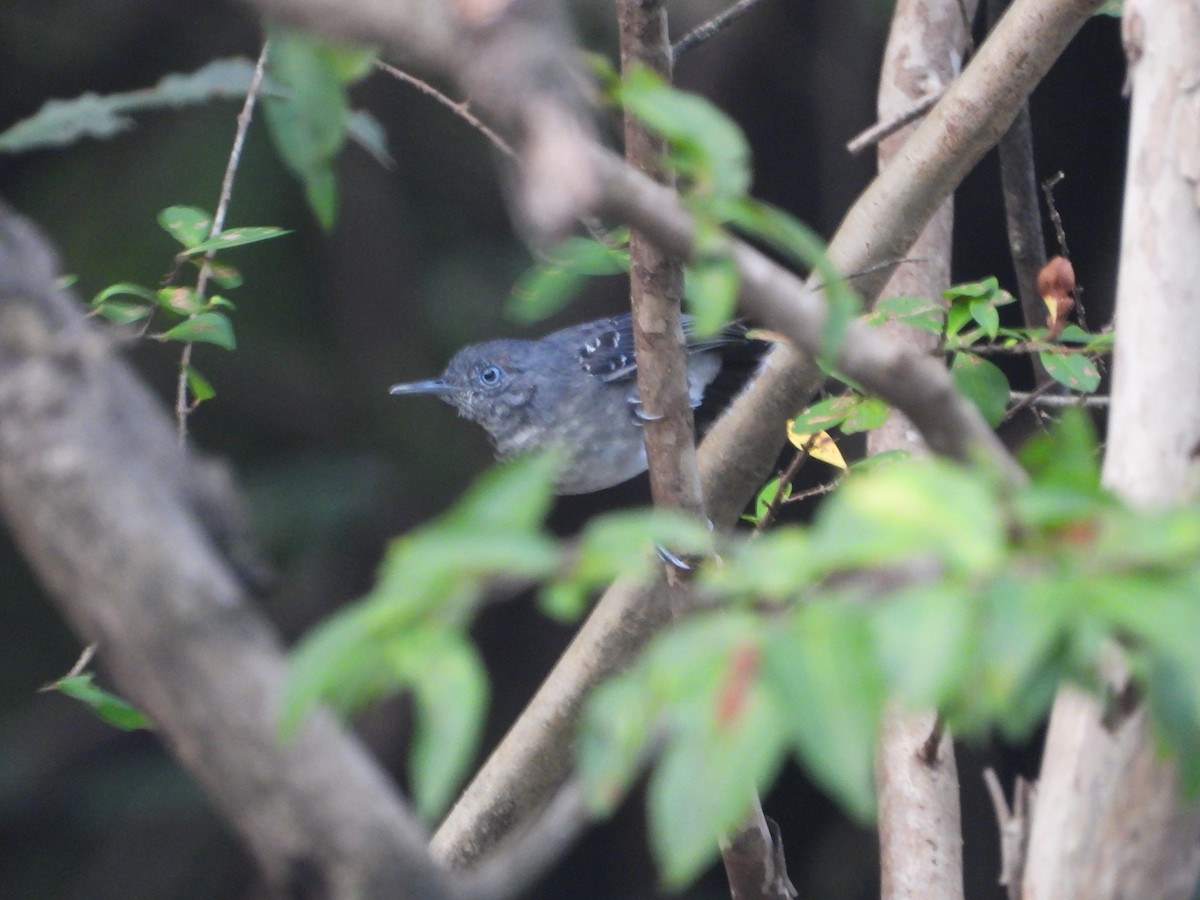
786;425;847;470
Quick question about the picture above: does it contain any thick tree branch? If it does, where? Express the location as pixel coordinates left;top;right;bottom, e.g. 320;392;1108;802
0;202;457;900
869;1;971;896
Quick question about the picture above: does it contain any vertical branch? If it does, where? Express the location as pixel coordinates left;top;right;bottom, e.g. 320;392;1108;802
870;1;973;897
617;0;706;526
1023;2;1200;895
987;0;1051;384
618;4;793;895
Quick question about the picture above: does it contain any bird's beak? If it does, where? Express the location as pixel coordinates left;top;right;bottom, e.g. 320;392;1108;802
389;378;455;396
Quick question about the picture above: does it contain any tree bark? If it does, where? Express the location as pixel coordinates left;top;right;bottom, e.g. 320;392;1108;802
870;2;972;896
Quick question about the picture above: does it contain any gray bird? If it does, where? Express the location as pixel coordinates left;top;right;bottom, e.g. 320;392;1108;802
389;313;751;494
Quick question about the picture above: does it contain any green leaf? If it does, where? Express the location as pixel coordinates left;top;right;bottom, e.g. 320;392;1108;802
716;198;859;364
263;28;354;229
441;452;561;534
537;580;592;622
951;352;1010;427
158;205;214;248
321;44;378;84
1090;506;1200;572
943;276;1009;303
93;300;153;325
944;301;974;339
161;311;236;350
649;684;787;889
1018;406;1101;493
184;364;216;402
969;576;1074;739
0;58;260;154
1039;351;1101;393
507;234;629;324
683;246;739;335
207;262;244;289
615;65;751;199
643;612;765;703
763;602;883;821
565;509;714;595
872;583;975;711
403;630;489;822
1095;0;1122;16
788;395;859;432
178;226;291;257
970;297;1000;339
743;475;792;525
813;458;1005;577
869;295;944;333
1143;652;1200;792
578;675;657;813
50;673;152;731
282;599;400;733
92;281;158;307
1090;575;1200;672
849;449;911;472
701;527;817;601
841;396;891;433
1074;328;1114;353
156;286;205;316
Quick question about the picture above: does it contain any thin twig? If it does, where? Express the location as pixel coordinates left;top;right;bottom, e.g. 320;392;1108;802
846;89;946;155
782;479;840;504
983;768;1035;899
672;0;769;61
38;643;99;690
1008;390;1109;409
175;40;271;443
375;61;619;245
917;713;945;766
754;449;810;533
954;340;1104;356
1040;171;1089;331
375;60;515;158
1040;171;1070;259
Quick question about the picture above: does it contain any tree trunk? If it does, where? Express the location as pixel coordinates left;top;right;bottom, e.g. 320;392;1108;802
1023;2;1200;897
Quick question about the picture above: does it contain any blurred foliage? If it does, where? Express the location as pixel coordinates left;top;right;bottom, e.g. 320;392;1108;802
288;404;1200;889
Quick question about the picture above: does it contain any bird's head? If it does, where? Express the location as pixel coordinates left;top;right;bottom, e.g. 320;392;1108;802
389;339;537;439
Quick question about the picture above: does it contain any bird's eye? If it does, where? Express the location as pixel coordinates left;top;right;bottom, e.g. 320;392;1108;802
478;365;504;387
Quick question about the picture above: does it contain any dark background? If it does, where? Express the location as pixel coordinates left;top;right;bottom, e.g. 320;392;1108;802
0;1;1127;897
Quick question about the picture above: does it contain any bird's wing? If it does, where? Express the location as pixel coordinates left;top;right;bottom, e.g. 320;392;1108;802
578;313;745;383
576;315;638;381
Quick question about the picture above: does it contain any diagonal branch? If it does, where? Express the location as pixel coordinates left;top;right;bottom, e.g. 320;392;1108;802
0;201;458;900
